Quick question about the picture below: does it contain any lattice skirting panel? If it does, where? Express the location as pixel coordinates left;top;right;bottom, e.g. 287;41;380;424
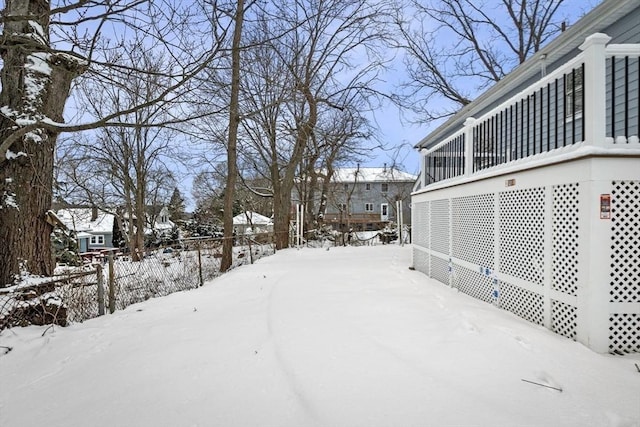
609;313;640;354
499;282;545;326
551;300;577;340
552;183;580;296
610;181;640;303
454;264;494;303
430;255;450;286
412;167;639;354
413;249;429;276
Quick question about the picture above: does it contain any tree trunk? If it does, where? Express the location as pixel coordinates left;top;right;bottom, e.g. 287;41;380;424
306;169;318;228
270;83;318;250
317;164;335;225
272;182;293;250
133;187;146;261
221;0;245;272
0;0;85;286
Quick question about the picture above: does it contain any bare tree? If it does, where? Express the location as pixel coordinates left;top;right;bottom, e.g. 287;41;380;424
298;105;372;229
0;0;230;285
57;45;181;260
239;0;390;249
219;0;249;272
393;0;582;122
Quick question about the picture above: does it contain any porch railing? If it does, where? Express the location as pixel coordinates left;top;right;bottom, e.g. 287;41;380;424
421;33;640;188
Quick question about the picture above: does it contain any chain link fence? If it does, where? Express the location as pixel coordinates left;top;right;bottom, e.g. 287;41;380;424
0;235;275;330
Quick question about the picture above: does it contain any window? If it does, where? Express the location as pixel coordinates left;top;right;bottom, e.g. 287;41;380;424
365;203;374;212
365;183;371;190
381;183;389;193
565;67;583;119
90;235;105;245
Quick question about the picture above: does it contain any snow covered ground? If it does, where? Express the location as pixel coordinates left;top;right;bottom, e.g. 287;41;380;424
1;245;638;427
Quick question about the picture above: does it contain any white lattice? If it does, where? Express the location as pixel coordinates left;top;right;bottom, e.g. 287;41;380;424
499;188;546;285
551;183;580;295
430;199;450;255
551;300;577;340
610;181;640;303
430;255;450;286
499;281;544;325
452;194;495;267
454;264;494;303
609;314;640;354
413;201;429;248
413;249;429;276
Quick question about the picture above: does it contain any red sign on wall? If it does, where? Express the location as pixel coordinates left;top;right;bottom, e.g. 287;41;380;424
600;194;611;219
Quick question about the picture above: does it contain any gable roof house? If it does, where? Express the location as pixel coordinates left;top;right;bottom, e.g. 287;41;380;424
145;205;175;236
321;166;417;232
411;0;640;354
56;207;115;253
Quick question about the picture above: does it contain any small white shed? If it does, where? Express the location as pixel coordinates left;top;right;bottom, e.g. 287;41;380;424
232;211;273;235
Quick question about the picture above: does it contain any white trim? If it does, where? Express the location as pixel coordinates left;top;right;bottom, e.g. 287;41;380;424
604;43;640;56
90;235;105;245
412;142;640;196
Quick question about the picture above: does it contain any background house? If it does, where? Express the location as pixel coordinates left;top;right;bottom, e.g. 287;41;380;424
232;211;273;235
323;166;416;231
56;206;115;253
145;205;175;237
411;0;639;354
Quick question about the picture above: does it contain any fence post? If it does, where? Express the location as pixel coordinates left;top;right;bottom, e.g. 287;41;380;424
197;241;204;287
95;263;105;316
108;251;116;313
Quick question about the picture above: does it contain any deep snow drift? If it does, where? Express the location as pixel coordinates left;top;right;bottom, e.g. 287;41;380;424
1;245;638;427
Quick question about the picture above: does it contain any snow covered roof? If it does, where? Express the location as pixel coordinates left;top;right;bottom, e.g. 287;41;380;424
56;208;114;234
331;167;417;183
233;212;272;225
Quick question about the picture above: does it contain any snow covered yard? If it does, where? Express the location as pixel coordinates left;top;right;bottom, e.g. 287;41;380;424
1;245;638;427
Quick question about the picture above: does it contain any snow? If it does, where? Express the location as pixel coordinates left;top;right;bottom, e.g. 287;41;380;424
56;208;115;234
233;211;273;225
4;150;26;160
332;167;417;183
1;245;638;427
1;190;18;210
24;52;52;77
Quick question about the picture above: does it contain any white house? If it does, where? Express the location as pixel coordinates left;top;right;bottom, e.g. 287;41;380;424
411;0;640;354
233;211;273;235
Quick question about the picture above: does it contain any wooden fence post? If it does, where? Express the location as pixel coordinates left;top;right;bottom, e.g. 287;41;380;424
95;264;105;316
108;251;116;313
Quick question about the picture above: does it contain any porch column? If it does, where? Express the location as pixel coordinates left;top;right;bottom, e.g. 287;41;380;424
579;33;611;147
577;33;613;353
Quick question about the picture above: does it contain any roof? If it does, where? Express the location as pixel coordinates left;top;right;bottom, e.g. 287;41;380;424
332;167;417;183
415;0;640;150
56;208;114;234
233;212;273;225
